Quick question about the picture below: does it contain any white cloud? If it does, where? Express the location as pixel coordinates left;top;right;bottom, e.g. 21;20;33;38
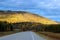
0;0;25;7
31;0;60;9
0;0;60;9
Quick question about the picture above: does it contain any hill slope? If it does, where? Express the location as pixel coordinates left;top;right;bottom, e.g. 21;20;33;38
0;11;58;24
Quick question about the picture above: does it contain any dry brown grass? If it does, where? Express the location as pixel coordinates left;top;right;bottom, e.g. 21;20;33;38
0;31;19;37
37;32;60;40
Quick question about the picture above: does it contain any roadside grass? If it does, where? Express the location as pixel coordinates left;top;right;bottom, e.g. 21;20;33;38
36;32;60;40
0;31;20;37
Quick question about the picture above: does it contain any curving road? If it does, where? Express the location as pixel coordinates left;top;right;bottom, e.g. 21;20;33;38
0;31;47;40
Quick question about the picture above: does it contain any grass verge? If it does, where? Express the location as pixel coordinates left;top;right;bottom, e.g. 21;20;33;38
0;31;19;37
36;32;60;40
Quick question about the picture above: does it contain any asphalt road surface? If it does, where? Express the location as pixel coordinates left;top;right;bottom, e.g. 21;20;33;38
0;31;47;40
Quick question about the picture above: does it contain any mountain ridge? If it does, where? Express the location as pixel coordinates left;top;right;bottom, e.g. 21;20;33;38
0;11;58;24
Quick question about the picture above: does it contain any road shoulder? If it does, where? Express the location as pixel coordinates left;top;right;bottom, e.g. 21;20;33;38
35;32;60;40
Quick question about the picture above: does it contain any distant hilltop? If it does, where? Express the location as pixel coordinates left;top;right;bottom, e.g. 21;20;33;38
0;10;28;14
0;10;58;24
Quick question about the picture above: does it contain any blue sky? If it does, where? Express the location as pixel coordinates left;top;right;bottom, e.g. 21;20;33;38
0;0;60;22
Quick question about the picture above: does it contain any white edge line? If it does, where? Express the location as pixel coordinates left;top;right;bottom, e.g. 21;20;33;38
31;32;35;40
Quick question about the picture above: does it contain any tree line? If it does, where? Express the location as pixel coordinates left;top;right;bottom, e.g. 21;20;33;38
44;24;60;33
0;21;60;33
0;21;13;32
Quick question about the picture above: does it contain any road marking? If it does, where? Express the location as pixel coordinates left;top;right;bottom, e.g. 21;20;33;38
31;32;35;40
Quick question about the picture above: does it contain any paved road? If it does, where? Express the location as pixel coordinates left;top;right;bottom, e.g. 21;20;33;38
0;31;47;40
